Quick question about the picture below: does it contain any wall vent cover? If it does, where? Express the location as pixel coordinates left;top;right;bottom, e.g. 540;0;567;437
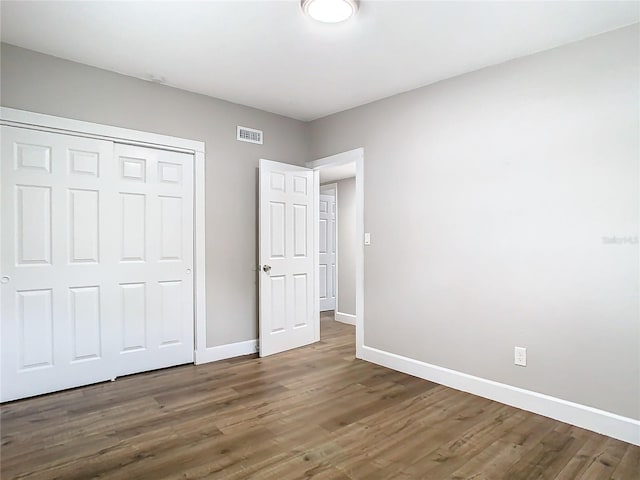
237;126;263;145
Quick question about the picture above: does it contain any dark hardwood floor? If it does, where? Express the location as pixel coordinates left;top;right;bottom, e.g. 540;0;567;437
1;312;638;479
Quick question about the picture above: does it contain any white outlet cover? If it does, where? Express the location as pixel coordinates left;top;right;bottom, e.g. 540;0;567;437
514;346;527;367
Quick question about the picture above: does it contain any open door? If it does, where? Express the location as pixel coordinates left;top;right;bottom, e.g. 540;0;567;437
259;159;319;357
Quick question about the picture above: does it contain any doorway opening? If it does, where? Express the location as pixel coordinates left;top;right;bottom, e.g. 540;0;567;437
307;148;364;358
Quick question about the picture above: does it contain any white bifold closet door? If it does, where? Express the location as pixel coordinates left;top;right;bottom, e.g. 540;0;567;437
0;126;194;402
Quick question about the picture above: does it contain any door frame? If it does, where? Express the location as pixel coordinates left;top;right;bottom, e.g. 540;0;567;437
0;107;208;362
306;148;364;358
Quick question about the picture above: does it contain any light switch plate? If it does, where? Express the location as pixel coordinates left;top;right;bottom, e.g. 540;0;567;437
364;233;371;245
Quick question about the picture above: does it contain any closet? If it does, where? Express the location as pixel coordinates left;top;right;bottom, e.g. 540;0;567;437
1;124;195;401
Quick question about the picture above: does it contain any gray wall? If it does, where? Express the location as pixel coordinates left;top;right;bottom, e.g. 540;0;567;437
0;43;309;348
337;177;356;316
308;25;640;419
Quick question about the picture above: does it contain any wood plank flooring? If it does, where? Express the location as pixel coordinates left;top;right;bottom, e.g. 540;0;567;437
1;312;638;479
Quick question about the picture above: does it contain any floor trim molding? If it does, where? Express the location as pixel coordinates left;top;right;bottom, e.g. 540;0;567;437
361;345;640;446
335;312;356;325
195;339;258;365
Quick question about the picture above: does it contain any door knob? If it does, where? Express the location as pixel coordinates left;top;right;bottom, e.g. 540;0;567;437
1;276;9;284
262;265;271;273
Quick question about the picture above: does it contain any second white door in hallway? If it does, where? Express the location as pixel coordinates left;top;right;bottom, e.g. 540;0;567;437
319;193;336;311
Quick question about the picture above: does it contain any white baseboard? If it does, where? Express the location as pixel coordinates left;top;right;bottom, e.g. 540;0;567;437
335;312;356;325
195;339;258;365
361;345;640;446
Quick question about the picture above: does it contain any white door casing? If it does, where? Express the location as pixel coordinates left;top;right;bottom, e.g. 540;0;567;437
259;159;319;357
0;126;194;402
319;193;336;311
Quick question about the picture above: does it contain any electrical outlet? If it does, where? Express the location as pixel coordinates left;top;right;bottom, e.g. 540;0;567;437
514;347;527;367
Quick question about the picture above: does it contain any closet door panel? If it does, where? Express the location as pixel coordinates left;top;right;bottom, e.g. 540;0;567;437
1;126;116;401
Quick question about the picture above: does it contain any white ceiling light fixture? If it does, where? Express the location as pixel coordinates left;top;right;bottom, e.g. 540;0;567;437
301;0;359;23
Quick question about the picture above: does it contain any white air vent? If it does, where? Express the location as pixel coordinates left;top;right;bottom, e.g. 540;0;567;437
237;126;263;145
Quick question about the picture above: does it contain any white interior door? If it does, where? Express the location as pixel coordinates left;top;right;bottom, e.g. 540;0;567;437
1;127;117;401
113;144;194;376
319;193;336;311
259;159;319;357
0;127;194;402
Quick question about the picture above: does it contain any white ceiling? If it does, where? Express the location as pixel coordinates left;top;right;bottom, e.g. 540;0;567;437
1;1;638;121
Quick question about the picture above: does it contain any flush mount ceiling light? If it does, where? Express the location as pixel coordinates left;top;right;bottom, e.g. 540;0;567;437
301;0;359;23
